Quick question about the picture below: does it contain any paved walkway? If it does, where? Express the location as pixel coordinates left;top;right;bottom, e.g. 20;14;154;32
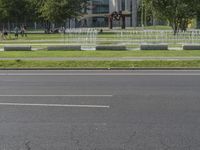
0;57;200;61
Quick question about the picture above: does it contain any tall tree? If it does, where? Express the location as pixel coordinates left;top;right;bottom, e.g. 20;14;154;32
25;0;43;22
0;0;30;22
39;0;86;23
147;0;200;34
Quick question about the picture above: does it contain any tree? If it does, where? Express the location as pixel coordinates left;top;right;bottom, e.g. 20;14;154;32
26;0;43;22
0;0;31;22
0;0;86;24
0;0;86;31
147;0;200;34
139;0;154;26
39;0;86;23
196;3;200;29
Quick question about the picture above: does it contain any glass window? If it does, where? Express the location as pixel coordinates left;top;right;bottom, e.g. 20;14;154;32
91;0;109;14
121;0;125;11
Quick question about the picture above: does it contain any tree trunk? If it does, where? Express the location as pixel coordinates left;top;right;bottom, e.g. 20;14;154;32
109;16;113;29
121;16;126;29
171;18;179;35
172;22;178;35
197;13;200;29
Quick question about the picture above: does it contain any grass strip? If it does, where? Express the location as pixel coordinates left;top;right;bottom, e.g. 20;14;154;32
1;50;200;58
0;60;200;68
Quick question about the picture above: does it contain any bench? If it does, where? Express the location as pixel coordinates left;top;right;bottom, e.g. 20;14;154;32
183;45;200;50
140;44;168;50
96;45;127;51
4;46;32;51
47;45;81;51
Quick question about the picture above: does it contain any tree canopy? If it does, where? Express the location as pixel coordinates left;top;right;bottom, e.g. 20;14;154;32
0;0;86;23
145;0;200;34
0;0;200;32
0;0;31;22
39;0;87;23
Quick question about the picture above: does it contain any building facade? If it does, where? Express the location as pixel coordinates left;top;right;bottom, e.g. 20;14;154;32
78;0;139;28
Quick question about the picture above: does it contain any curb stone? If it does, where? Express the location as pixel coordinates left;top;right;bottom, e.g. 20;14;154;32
0;68;200;70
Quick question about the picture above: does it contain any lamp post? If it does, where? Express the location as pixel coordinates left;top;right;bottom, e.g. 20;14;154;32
141;0;144;27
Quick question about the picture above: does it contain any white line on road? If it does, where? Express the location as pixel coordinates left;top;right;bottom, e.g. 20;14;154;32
0;95;113;97
0;103;110;108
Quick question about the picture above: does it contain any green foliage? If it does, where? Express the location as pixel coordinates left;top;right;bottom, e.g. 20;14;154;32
146;0;200;34
0;0;86;23
0;0;34;22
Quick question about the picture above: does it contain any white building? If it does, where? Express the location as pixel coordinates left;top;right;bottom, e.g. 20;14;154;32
109;0;138;27
76;0;139;28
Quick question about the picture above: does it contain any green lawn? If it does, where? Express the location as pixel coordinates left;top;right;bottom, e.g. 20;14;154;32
0;60;199;68
1;30;199;48
0;50;200;58
1;27;199;69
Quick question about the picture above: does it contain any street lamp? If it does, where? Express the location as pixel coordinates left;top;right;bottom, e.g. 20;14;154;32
141;0;144;27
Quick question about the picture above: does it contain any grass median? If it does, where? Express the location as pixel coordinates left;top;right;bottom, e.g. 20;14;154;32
0;60;200;68
1;50;200;58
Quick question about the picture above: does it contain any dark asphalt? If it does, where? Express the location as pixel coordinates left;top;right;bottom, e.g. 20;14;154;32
0;70;200;150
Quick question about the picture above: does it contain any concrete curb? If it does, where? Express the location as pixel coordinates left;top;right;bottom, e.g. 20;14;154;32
1;57;200;61
0;68;200;70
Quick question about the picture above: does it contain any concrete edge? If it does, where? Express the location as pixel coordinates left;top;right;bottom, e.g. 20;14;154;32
0;68;200;70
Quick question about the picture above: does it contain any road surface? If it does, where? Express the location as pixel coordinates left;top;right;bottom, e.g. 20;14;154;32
0;70;200;150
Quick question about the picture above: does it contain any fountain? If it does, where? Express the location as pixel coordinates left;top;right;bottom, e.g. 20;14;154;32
63;28;98;50
56;28;200;51
113;29;200;50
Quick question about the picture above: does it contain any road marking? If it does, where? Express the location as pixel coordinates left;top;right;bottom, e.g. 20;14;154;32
0;95;113;97
0;103;110;108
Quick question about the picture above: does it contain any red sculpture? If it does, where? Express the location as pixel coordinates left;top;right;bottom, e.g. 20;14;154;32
109;11;126;29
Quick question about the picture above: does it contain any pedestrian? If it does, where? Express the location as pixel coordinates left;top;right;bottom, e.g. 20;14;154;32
24;25;27;37
14;26;19;39
3;29;8;40
60;26;65;34
0;30;3;40
21;25;25;37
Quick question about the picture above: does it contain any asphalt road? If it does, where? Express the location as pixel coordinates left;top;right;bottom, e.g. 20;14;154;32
0;70;200;150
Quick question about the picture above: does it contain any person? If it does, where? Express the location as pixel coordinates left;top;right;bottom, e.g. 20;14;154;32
24;25;27;37
14;26;19;39
20;25;25;37
100;29;103;33
3;29;8;40
60;26;65;34
0;30;3;40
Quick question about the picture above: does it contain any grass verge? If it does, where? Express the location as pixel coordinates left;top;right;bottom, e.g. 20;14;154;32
0;60;200;68
1;50;200;58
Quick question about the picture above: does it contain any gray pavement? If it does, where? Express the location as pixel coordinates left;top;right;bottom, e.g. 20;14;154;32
1;57;200;61
0;70;200;150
